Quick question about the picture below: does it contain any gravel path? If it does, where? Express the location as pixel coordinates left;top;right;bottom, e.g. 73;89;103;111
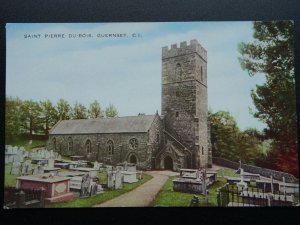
93;171;177;207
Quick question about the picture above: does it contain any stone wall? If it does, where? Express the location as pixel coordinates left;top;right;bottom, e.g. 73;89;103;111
48;132;152;169
212;157;298;183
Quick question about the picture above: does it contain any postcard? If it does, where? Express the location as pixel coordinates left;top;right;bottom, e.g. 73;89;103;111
4;21;299;208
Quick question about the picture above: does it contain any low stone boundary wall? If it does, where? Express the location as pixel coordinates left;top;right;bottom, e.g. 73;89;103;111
212;157;298;183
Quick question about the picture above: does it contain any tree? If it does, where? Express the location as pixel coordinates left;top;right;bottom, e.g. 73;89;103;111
208;110;240;161
238;21;297;175
19;100;42;136
105;104;118;118
40;99;58;136
88;100;103;118
56;99;71;120
72;102;88;119
5;96;23;138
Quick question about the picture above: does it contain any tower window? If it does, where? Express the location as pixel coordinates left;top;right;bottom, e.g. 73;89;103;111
201;66;203;81
202;146;204;155
176;112;179;117
156;133;160;143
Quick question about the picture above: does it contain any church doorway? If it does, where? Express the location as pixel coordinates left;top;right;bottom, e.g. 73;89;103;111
164;156;173;170
129;155;137;164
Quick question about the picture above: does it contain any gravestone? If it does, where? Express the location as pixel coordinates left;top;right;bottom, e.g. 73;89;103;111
107;169;114;189
271;175;274;194
114;169;123;189
282;177;286;195
57;154;62;160
45;151;51;159
138;171;143;180
202;169;207;195
49;150;55;159
90;182;98;196
80;174;91;197
11;162;21;176
48;158;55;168
21;160;33;175
33;165;44;175
93;161;100;170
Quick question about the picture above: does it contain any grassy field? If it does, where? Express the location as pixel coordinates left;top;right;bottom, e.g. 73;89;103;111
4;164;17;187
216;167;240;177
5;137;46;151
46;174;152;208
150;175;228;207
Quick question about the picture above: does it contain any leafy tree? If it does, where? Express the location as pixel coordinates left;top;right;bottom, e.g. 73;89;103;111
72;102;88;119
105;104;118;118
19;100;42;136
88;100;103;118
56;99;71;120
5;96;23;138
40;99;58;136
238;21;297;175
208;110;240;161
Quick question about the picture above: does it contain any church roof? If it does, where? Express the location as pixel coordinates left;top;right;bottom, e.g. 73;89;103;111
49;115;157;135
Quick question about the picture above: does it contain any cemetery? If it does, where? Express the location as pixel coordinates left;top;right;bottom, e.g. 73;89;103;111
4;145;150;208
4;144;299;208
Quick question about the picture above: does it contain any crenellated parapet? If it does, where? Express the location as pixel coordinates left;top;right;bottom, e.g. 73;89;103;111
162;39;207;62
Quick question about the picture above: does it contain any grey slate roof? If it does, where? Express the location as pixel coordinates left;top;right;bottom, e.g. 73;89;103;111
49;115;156;135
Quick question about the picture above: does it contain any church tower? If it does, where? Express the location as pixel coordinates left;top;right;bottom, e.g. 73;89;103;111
161;39;209;168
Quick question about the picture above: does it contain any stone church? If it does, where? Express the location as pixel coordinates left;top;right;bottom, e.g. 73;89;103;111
48;39;212;171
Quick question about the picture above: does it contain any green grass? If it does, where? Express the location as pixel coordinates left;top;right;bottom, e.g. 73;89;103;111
5;137;46;151
150;176;227;207
4;164;17;187
216;167;240;177
45;174;152;208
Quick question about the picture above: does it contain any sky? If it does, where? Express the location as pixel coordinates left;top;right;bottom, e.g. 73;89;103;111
6;22;267;131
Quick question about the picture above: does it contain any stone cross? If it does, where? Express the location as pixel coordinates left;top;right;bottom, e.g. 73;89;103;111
240;168;244;182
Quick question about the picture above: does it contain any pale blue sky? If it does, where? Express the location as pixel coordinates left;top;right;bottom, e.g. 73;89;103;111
6;22;267;131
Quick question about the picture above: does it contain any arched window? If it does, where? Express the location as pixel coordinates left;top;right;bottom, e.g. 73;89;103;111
68;137;73;152
107;140;114;155
156;133;160;143
86;140;92;153
53;137;56;150
202;146;204;155
129;138;138;150
175;63;182;77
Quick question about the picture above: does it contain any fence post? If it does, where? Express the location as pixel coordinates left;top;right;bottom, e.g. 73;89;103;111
16;190;25;208
39;188;46;208
217;190;221;207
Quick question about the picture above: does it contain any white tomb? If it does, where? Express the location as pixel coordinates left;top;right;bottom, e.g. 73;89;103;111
121;171;138;183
